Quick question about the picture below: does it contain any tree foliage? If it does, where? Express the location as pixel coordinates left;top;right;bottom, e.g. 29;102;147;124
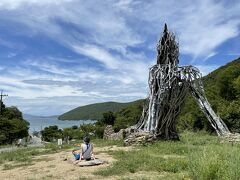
98;111;115;125
93;100;145;132
0;104;29;144
41;125;63;142
114;100;145;131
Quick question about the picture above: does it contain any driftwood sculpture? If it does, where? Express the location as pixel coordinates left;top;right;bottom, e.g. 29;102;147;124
135;24;230;140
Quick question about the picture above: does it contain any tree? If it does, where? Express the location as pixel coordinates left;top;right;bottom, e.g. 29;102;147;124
41;125;63;142
113;101;144;132
0;104;29;144
3;106;23;119
100;111;115;125
220;100;240;133
72;125;78;129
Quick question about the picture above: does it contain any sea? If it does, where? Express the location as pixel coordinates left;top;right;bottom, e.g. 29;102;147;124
23;114;96;133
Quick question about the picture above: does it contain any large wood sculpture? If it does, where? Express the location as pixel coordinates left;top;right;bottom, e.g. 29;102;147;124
135;24;230;140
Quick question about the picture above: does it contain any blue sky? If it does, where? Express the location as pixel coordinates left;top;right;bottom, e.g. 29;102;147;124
0;0;240;116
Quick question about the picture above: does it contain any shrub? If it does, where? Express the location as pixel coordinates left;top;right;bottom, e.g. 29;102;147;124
41;125;63;142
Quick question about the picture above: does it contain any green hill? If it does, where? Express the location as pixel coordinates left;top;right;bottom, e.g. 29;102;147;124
58;100;144;120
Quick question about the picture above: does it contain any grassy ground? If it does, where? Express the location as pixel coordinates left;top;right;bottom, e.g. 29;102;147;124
94;131;240;180
91;139;123;147
1;132;240;179
0;144;13;149
0;141;79;170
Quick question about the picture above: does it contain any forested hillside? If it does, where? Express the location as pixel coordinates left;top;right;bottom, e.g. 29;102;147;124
58;101;143;120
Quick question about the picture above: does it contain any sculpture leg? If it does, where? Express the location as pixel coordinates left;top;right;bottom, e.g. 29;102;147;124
190;81;230;136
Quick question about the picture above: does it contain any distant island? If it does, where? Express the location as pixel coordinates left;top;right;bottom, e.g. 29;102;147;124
58;100;143;120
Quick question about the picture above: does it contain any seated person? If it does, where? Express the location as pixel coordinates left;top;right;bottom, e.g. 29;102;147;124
72;136;95;161
81;136;95;161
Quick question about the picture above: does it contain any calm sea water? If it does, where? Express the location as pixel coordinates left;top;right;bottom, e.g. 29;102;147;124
23;115;96;133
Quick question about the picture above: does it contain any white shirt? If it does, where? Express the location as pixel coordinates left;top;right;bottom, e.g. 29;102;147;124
82;143;92;159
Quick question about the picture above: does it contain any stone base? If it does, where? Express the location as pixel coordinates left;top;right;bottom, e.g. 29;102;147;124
124;132;156;146
77;159;105;167
103;125;125;140
221;133;240;143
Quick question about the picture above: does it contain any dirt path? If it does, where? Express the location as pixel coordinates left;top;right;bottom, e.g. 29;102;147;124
0;146;132;180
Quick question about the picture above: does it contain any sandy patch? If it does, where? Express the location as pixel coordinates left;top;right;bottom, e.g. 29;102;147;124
95;145;134;152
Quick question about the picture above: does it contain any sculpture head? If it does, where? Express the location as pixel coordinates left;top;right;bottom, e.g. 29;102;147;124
156;23;179;66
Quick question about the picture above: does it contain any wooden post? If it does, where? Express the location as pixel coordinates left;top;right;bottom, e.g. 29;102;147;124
0;90;8;116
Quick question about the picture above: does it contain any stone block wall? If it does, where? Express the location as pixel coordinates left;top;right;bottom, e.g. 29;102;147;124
103;125;125;140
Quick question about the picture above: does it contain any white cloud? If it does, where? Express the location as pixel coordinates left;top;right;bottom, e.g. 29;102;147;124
202;52;217;62
1;0;239;115
180;20;239;59
116;0;240;59
1;0;239;59
0;0;142;54
25;59;73;76
73;44;120;69
0;57;149;115
0;76;80;99
0;0;73;9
